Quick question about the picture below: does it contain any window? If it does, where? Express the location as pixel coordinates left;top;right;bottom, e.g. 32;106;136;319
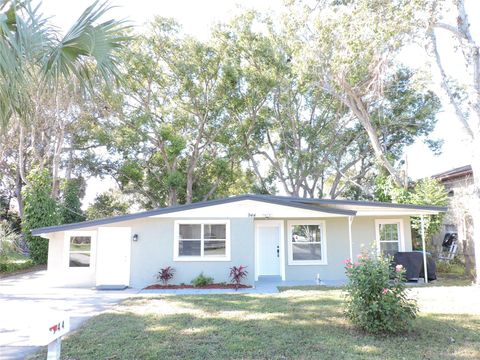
69;236;91;267
375;219;404;257
174;220;230;261
288;221;327;265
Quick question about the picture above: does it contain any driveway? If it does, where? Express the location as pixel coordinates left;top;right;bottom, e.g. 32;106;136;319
0;270;138;360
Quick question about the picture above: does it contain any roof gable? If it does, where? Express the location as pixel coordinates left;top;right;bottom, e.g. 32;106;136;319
31;195;355;235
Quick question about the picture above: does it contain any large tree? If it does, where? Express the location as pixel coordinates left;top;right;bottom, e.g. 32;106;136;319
218;11;440;199
286;0;438;188
427;0;480;283
0;0;130;217
94;18;254;208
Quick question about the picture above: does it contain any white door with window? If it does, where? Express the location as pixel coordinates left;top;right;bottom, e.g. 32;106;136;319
96;227;131;287
255;221;283;278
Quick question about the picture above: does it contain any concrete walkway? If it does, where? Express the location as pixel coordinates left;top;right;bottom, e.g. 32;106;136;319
0;270;138;360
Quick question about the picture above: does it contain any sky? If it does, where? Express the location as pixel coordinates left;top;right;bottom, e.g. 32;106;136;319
39;0;478;204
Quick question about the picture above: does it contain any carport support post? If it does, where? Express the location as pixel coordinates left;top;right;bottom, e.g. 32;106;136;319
348;216;353;261
421;215;428;284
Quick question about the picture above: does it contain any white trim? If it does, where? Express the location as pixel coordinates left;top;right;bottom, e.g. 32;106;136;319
64;230;97;270
173;220;231;262
374;219;405;255
348;216;354;261
254;220;285;281
287;220;327;266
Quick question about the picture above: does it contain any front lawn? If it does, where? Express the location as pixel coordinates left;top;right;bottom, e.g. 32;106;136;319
29;287;480;359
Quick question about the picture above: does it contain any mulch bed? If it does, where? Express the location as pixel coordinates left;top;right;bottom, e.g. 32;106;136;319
144;283;252;290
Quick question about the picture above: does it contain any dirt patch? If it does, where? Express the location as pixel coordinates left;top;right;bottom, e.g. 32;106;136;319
144;283;252;290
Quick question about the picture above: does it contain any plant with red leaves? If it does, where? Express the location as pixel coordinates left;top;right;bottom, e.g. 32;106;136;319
229;265;248;290
157;266;175;285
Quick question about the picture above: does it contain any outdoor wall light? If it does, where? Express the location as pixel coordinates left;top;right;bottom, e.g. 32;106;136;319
132;234;139;242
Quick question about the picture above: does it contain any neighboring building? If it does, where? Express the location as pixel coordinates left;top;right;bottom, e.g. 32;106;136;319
32;194;445;289
432;165;474;263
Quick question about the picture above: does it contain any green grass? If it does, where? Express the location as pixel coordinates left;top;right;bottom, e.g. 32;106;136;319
28;289;480;360
0;252;35;275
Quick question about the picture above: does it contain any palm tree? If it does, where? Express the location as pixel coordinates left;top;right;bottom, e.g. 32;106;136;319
0;0;130;127
0;0;130;217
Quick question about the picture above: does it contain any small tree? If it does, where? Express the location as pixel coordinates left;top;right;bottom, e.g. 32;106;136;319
344;254;418;334
86;190;129;220
22;170;61;264
410;178;448;244
60;178;86;224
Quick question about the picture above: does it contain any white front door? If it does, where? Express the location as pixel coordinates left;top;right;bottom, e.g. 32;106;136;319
95;227;131;287
256;222;282;277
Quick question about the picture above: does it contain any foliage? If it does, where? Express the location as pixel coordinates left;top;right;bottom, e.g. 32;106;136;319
285;0;439;187
0;222;21;258
344;254;418;334
0;0;130;127
375;176;448;243
156;266;175;285
60;178;86;224
86;190;129;220
22;170;61;264
436;260;465;277
0;256;34;273
409;178;448;239
191;272;214;287
229;265;248;290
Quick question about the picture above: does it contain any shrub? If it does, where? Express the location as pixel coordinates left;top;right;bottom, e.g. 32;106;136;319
0;222;21;258
22;170;61;264
157;266;175;285
191;272;214;287
344;253;418;334
0;258;34;273
229;265;248;290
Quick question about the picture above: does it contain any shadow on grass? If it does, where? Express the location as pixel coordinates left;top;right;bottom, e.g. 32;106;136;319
28;293;480;360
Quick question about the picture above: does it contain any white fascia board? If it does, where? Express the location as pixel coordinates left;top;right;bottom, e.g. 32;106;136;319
150;199;349;218
355;209;443;216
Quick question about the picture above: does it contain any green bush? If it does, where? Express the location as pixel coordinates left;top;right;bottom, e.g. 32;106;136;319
191;272;214;287
0;258;34;273
436;260;465;276
0;222;21;257
22;170;61;264
344;254;418;334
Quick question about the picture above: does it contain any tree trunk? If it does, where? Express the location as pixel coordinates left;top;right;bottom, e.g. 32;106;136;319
15;169;24;219
168;189;178;206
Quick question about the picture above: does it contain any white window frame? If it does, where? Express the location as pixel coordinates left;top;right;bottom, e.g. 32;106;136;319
287;220;327;265
375;219;405;255
173;220;231;262
64;231;96;269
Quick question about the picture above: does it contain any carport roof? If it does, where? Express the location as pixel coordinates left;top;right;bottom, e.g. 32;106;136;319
31;194;446;236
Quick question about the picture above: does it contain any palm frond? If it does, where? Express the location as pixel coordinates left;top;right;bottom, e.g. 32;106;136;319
44;0;131;89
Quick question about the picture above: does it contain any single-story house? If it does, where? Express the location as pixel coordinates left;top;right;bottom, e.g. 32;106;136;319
32;194;446;288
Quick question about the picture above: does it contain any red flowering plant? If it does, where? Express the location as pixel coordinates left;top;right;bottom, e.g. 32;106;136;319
229;265;248;290
344;252;418;335
157;266;175;285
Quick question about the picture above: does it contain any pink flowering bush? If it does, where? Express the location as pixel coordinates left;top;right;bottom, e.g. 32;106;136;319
344;253;418;334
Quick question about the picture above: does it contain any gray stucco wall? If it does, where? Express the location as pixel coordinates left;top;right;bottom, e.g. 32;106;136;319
282;215;413;282
128;217;255;288
45;214;413;288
